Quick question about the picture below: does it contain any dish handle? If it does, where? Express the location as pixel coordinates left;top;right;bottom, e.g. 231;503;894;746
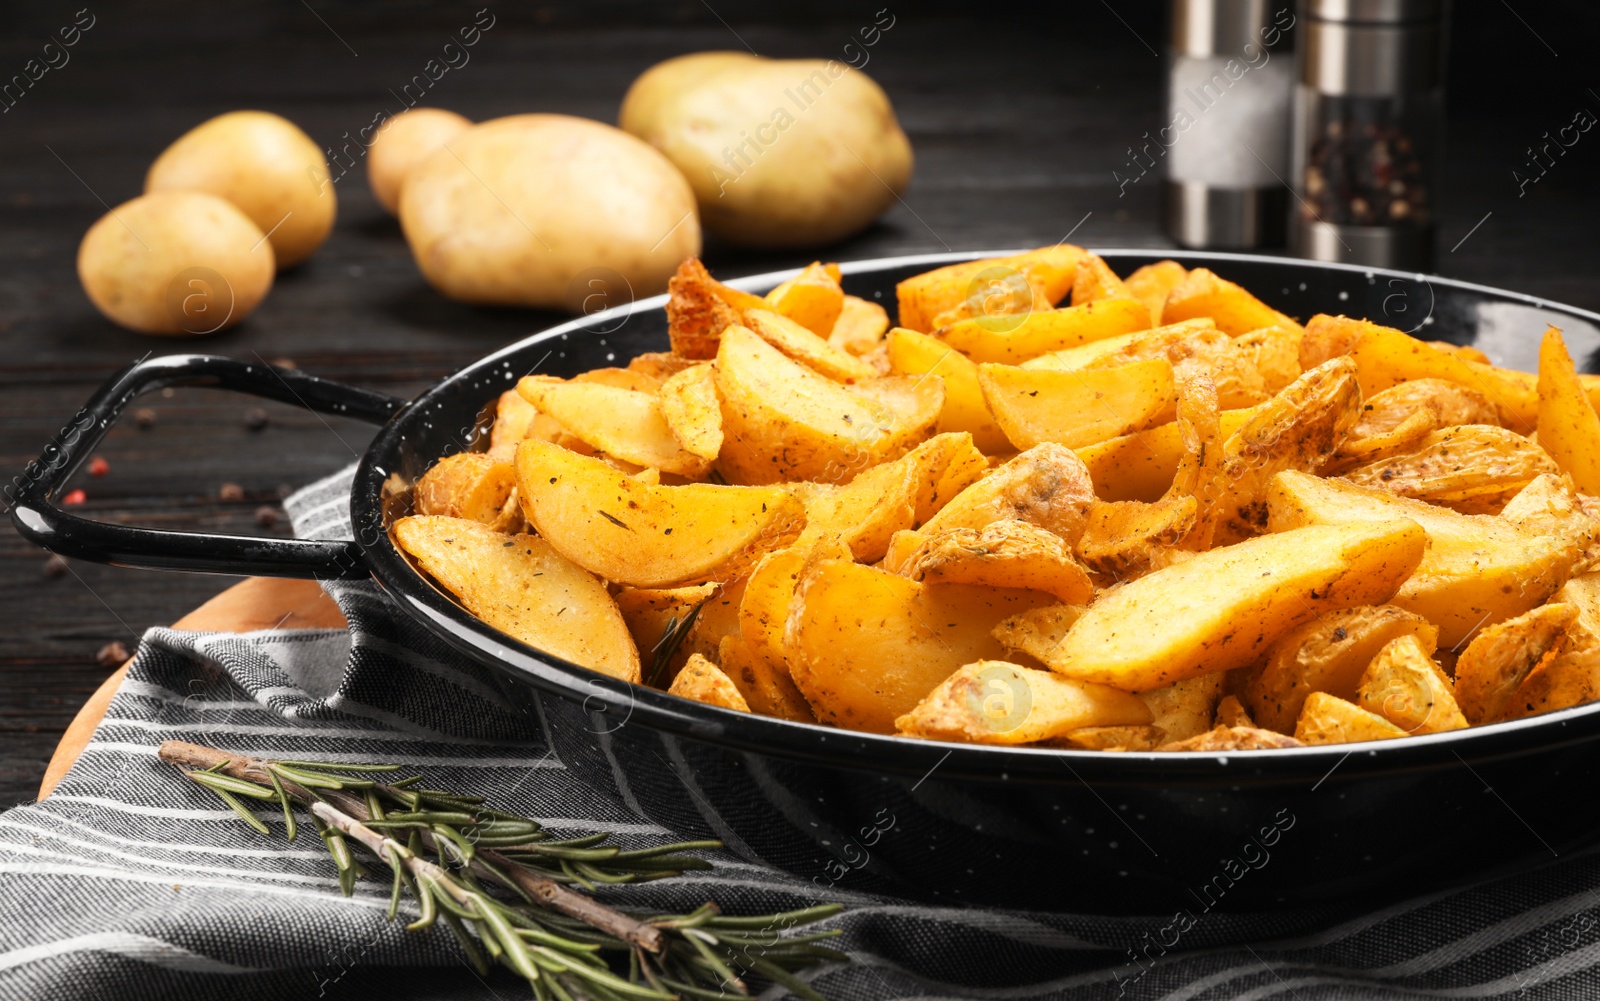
6;353;403;580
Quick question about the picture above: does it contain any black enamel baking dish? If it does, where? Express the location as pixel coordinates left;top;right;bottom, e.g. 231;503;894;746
15;250;1600;915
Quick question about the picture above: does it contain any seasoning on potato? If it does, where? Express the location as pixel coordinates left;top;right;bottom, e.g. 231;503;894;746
400;114;700;308
620;52;912;248
77;190;274;335
395;249;1600;753
366;107;473;215
145;110;335;268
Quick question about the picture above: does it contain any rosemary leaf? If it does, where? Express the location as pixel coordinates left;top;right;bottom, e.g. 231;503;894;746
208;785;271;835
264;767;297;842
275;759;404;773
186;769;276;801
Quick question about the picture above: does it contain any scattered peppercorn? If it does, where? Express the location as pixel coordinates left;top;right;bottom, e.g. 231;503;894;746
96;640;130;668
43;554;68;578
254;505;279;528
133;407;157;429
62;488;87;505
88;456;110;477
269;356;297;370
243;407;269;431
218;482;245;502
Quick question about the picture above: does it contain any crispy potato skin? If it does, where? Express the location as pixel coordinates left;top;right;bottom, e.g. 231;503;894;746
1267;470;1577;648
1502;474;1600;571
1075;408;1258;503
899;519;1095;604
1293;692;1408;745
1123;260;1188;324
1454;603;1576;724
394;516;639;682
1342;424;1558;514
991;604;1086;664
1356;634;1468;734
1139;674;1225;742
894;660;1151;745
1046;520;1427;691
1052;724;1167;751
668;653;751;712
830;296;891;356
1160;725;1301;751
414;453;518;529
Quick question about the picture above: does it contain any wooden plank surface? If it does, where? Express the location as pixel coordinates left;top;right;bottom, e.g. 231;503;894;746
3;1;1598;806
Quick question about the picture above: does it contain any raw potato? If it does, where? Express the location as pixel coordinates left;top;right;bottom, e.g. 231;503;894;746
620;52;912;247
1293;692;1408;745
886;327;1010;452
1162;268;1302;336
992;604;1085;664
1267;470;1577;648
414;453;519;532
401;115;699;307
830;296;891;356
979;358;1177;450
1075;407;1258;502
1356;635;1468;734
1454;603;1576;724
668;654;750;712
894;660;1152;745
1342;424;1559;514
713;324;943;484
367;108;473;215
897;520;1095;604
744;307;877;382
1537;326;1600;494
657;365;724;460
894;246;1084;334
764;263;845;337
937;297;1152;365
1045;520;1428;691
1243;605;1438;733
393;516;639;682
515;439;803;587
77;191;274;335
517;377;712;477
786;559;1054;733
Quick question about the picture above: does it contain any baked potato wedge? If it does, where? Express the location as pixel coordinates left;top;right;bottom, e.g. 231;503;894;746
516;377;712;478
885;327;1010;452
1122;260;1188;325
1233;324;1303;394
1293;692;1408;745
1075;407;1258;502
1356;634;1468;734
1454;602;1576;724
744;307;877;383
829;295;891;356
991;603;1086;665
895;660;1151;746
1537;326;1600;494
937;296;1152;365
668;653;750;712
414;453;519;532
393;515;639;682
979;357;1176;450
764;261;844;336
1139;674;1226;743
1342;424;1558;514
895;246;1085;334
1162;267;1302;336
1045;519;1427;690
897;519;1095;604
656;364;723;461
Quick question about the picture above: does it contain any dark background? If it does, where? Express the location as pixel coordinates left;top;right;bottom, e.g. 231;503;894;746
2;0;1597;805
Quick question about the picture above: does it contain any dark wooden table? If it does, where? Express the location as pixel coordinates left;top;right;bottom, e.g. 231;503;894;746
3;0;1597;806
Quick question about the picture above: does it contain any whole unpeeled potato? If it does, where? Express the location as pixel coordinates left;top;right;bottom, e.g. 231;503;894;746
146;110;335;268
78;191;275;335
621;52;913;248
400;114;700;308
368;107;473;215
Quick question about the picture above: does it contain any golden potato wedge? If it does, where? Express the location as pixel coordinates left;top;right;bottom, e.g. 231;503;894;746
1431;341;1491;365
1552;571;1600;650
1507;645;1600;720
1208;357;1362;544
1053;724;1167;751
937;296;1152;365
573;367;663;394
744;307;877;383
517;377;712;478
666;257;745;359
515;439;803;587
656;364;723;461
1267;469;1578;648
1123;260;1188;325
1216;694;1254;728
895;246;1085;333
738;536;853;671
1324;409;1437;474
1342;424;1559;514
1166;368;1226;549
1501;474;1600;572
979;357;1177;451
628;350;702;382
898;519;1095;604
491;389;540;453
1300;314;1534;431
1076;496;1198;579
1080;325;1267;412
1234;325;1304;394
1355;378;1500;437
717;633;814;722
393;516;639;682
1069;253;1135;306
713;324;943;484
1242;604;1438;733
1020;319;1215;373
892;442;1098;563
1357;634;1468;734
764;261;844;336
665;576;745;672
613;583;718;671
1139;674;1226;742
668;653;750;712
1538;326;1600;494
786;558;1054;732
1454;602;1576;724
414;453;517;529
829;294;891;356
799;432;988;561
895;660;1152;745
1045;519;1428;691
1075;407;1258;503
1162;267;1302;336
885;327;1010;453
991;603;1086;665
1293;692;1408;745
1161;725;1302;751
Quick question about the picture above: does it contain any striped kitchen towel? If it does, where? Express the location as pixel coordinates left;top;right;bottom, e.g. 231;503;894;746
4;464;1600;1000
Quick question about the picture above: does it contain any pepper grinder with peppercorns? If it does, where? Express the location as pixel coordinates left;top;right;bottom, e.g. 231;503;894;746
1290;0;1448;269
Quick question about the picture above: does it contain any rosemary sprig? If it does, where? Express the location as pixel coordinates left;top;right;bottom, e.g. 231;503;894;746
158;741;844;1000
644;602;704;689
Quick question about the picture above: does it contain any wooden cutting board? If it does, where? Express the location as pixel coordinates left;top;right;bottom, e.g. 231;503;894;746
37;578;347;800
